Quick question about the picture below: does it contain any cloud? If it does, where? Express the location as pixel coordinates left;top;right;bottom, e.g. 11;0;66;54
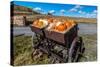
86;13;97;18
60;9;65;13
78;10;82;14
33;7;42;11
93;10;97;14
69;8;77;12
86;13;91;18
60;9;66;15
85;10;97;18
48;10;55;14
91;13;97;18
86;10;97;18
68;5;82;12
74;5;82;9
78;10;85;14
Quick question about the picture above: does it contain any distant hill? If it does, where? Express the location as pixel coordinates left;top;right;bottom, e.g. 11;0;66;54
11;3;40;16
53;15;97;23
25;15;97;23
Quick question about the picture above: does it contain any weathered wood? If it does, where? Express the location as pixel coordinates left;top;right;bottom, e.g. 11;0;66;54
44;24;78;45
38;45;67;62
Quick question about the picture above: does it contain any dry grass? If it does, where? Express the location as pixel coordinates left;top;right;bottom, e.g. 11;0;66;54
13;34;97;66
13;36;50;66
79;34;97;62
26;15;97;23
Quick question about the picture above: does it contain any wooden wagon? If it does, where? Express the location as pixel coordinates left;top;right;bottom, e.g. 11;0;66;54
30;18;85;63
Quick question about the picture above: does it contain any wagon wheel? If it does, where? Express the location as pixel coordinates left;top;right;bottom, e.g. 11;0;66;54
78;37;85;54
72;43;80;62
68;37;77;62
68;37;85;62
76;37;85;61
73;37;85;62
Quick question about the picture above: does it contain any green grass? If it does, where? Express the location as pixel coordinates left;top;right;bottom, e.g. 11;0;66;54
13;36;50;66
13;36;33;66
79;34;97;62
13;34;97;65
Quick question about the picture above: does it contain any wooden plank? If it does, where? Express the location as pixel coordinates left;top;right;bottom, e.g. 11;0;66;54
38;46;67;62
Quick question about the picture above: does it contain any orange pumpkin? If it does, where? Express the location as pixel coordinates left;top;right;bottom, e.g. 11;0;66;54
65;22;72;28
33;20;43;28
33;20;39;26
55;23;67;31
68;20;76;25
70;20;76;25
48;18;54;23
37;21;43;27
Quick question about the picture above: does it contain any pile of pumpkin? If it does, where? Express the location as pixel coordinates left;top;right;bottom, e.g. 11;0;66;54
32;19;48;28
32;18;76;32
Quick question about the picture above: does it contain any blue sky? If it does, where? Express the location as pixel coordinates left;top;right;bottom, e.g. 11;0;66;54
12;1;97;18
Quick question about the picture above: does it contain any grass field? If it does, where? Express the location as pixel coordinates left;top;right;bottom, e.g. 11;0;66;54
13;34;97;66
13;36;50;66
79;34;97;62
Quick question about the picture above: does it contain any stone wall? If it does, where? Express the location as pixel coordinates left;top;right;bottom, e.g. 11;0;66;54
12;16;25;26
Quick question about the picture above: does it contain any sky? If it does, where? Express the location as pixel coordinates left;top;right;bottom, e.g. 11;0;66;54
12;1;97;18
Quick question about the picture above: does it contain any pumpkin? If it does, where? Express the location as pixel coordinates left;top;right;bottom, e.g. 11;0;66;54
33;20;43;28
68;20;76;26
65;22;72;28
33;20;39;26
48;18;54;23
70;20;76;25
37;21;43;27
54;23;67;31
